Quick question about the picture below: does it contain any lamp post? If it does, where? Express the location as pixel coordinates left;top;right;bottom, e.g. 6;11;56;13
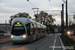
62;0;68;31
66;0;68;31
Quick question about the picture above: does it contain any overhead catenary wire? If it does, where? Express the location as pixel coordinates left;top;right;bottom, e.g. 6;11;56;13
48;0;62;16
48;0;55;15
27;0;36;8
29;1;36;8
27;0;37;14
49;0;52;9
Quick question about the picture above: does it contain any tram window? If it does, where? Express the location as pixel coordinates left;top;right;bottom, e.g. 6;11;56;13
12;30;25;36
32;24;35;35
31;24;35;35
34;24;36;28
26;23;30;35
32;24;34;28
13;26;24;30
31;24;33;28
12;26;25;36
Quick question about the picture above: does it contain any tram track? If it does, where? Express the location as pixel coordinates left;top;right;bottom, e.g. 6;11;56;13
10;36;48;50
11;44;26;50
10;34;53;50
35;38;48;50
0;34;59;50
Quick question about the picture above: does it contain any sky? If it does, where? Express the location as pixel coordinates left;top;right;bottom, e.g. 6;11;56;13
0;0;75;25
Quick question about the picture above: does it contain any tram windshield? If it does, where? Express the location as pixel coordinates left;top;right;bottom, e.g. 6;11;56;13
13;26;24;30
11;22;26;36
11;26;25;36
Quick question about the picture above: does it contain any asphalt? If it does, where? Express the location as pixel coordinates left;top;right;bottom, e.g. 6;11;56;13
0;34;63;50
0;36;11;45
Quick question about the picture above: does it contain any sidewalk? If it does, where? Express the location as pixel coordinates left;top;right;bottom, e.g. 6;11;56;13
0;36;11;45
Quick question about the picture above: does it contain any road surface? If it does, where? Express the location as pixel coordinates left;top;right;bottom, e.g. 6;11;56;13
0;34;63;50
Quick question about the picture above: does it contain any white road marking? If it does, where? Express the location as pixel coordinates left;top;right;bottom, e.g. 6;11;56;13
53;35;57;50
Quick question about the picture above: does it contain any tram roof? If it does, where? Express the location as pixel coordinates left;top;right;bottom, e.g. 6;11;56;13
12;17;46;27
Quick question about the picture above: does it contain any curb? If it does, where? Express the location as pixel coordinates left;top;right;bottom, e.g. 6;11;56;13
58;35;65;50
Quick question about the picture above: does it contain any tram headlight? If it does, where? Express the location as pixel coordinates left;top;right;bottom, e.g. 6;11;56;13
23;35;26;38
11;35;14;38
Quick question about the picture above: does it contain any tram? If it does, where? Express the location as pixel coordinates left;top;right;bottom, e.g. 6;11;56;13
11;18;46;43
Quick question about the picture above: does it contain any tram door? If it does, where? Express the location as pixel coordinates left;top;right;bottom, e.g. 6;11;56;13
26;23;30;35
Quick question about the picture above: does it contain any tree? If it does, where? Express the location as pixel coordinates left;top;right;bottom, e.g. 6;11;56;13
34;11;56;34
9;12;31;24
48;15;56;25
35;11;56;25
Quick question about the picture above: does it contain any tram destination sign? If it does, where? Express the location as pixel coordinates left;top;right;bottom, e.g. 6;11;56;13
14;22;22;26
